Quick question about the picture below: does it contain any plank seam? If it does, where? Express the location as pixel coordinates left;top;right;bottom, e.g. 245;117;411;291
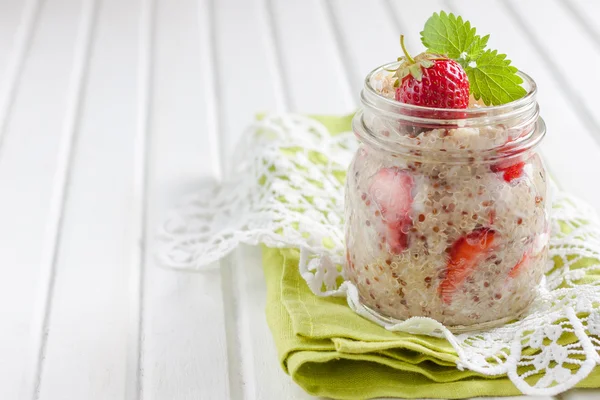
502;0;600;146
262;0;292;112
382;0;407;37
220;257;249;400
559;0;600;54
442;0;457;13
201;0;244;398
203;0;224;179
127;0;155;399
23;0;99;398
231;248;259;400
0;0;42;156
319;0;356;109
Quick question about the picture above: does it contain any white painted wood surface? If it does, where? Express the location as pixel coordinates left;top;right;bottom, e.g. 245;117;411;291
0;0;598;399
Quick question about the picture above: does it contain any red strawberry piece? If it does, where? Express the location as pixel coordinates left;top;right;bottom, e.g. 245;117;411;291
508;252;529;278
392;36;469;109
368;167;414;254
385;218;412;254
438;228;496;304
502;162;525;182
490;161;525;183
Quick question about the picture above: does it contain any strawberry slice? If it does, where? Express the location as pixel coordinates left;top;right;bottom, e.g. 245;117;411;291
490;161;525;183
508;252;528;278
439;228;496;304
369;167;414;254
385;218;411;254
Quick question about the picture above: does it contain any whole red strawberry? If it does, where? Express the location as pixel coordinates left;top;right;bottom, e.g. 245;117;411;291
393;36;470;109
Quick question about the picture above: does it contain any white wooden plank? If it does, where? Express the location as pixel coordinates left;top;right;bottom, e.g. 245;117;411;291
320;0;360;95
506;0;600;138
445;0;600;214
213;0;366;398
231;4;357;395
229;246;313;400
0;0;86;398
212;0;358;397
474;397;554;400
327;0;398;96
140;0;231;398
213;0;284;152
25;0;98;398
261;0;291;112
0;0;25;73
198;0;240;396
328;0;450;95
506;0;600;145
213;0;319;398
385;0;447;51
35;0;138;399
563;388;600;400
128;0;153;397
565;0;600;48
268;0;353;113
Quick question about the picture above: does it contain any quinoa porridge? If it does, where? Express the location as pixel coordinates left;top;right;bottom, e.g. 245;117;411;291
344;66;550;329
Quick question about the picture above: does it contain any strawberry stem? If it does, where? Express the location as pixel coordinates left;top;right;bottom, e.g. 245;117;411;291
400;35;415;64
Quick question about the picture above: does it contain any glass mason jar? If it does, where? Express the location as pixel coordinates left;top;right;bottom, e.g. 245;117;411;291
344;62;550;331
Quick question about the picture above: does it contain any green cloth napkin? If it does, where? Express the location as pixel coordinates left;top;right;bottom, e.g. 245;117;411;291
264;248;600;399
261;115;600;399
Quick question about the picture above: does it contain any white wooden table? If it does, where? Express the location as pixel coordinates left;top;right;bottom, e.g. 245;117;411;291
1;0;599;399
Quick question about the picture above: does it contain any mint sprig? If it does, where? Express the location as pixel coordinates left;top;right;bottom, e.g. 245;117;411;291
420;11;526;106
468;50;526;107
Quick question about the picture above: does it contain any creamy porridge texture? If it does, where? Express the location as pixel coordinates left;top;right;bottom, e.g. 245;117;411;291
344;12;549;329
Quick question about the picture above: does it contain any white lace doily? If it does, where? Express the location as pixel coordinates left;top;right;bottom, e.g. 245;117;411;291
157;114;600;396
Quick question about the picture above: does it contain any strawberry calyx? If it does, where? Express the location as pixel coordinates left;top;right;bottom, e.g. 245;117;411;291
392;35;444;87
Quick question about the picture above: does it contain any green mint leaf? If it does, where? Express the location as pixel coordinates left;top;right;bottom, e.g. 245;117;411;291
465;49;527;106
420;11;486;63
421;11;525;105
467;34;489;60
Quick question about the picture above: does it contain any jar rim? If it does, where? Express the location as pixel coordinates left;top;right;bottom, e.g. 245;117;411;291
355;62;545;164
364;61;537;116
353;109;545;164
